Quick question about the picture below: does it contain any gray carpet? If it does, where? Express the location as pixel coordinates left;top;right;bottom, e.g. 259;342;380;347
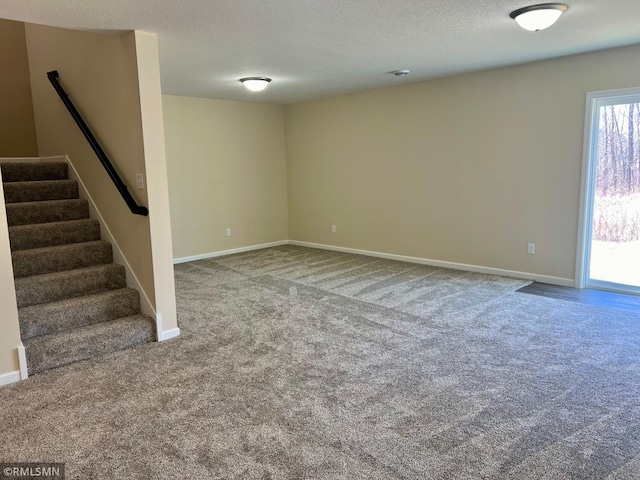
1;245;639;479
3;161;154;375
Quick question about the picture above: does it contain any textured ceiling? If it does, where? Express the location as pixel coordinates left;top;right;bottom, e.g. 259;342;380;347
2;1;640;104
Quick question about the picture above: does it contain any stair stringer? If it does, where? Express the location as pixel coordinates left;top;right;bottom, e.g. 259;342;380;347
64;155;156;320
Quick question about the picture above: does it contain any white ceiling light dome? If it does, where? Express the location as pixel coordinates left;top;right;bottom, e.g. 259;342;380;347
510;3;568;31
240;77;272;92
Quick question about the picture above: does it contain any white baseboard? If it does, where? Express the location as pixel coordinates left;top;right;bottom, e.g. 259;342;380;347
158;327;181;342
173;239;574;287
155;313;180;342
0;370;21;387
18;345;28;380
288;240;576;287
173;240;289;264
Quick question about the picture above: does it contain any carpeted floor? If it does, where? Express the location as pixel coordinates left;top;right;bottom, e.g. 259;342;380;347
1;245;639;479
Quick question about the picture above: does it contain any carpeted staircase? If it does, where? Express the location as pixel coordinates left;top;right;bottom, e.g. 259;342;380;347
1;161;155;375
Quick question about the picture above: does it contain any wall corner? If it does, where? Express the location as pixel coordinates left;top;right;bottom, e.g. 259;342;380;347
133;30;179;338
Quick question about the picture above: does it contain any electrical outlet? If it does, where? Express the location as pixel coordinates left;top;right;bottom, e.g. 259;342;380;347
135;174;144;190
226;228;231;237
331;224;336;233
527;243;536;255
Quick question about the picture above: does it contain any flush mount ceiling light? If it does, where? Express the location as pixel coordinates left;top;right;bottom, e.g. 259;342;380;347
392;69;410;77
239;77;272;92
510;3;568;31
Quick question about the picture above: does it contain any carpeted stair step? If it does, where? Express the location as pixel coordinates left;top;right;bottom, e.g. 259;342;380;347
0;162;68;182
9;219;101;251
24;314;156;375
19;288;141;340
1;161;157;376
3;179;78;203
12;240;112;278
6;198;88;226
14;264;126;308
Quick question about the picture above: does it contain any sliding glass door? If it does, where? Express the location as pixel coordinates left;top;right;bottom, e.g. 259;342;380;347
578;88;640;294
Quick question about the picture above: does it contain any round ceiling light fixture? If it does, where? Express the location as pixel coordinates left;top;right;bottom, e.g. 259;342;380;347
510;3;568;31
392;70;410;77
239;77;272;92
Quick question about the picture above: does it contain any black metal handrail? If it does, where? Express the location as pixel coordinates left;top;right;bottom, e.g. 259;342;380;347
46;70;149;216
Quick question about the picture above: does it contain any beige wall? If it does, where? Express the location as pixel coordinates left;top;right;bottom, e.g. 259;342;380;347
163;95;288;259
285;44;640;282
0;173;21;379
25;24;156;306
0;19;38;157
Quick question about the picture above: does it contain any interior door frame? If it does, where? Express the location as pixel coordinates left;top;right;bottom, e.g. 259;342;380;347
575;86;640;294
